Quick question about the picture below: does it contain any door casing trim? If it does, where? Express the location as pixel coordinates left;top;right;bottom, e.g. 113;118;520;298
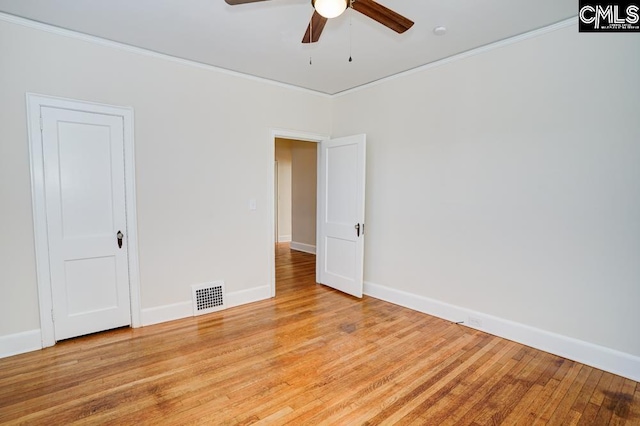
26;93;142;347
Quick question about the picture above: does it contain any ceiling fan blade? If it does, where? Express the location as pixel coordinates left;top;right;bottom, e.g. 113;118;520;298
302;11;328;44
224;0;270;4
351;0;414;33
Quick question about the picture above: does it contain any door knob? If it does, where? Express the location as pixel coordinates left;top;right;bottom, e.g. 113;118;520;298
355;223;360;237
117;230;124;249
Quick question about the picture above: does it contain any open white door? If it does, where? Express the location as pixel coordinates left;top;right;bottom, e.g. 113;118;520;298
317;134;366;297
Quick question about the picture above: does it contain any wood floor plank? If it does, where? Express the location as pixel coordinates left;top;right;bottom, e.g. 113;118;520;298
452;349;540;424
0;243;638;425
594;374;630;425
333;335;503;425
570;367;604;416
544;363;591;425
626;384;640;425
473;350;552;424
609;378;635;426
427;341;522;425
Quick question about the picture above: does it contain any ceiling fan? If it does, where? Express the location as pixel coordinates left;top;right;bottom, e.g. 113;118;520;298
224;0;414;44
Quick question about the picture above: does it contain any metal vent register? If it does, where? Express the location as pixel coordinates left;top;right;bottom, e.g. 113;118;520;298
191;281;225;315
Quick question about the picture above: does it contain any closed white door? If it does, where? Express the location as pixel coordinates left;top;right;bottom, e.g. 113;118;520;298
317;134;366;297
41;106;131;341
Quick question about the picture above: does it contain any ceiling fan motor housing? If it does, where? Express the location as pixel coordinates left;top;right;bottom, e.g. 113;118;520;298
312;0;348;19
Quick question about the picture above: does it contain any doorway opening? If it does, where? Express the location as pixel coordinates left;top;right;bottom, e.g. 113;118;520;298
269;130;367;299
269;130;327;297
274;137;319;294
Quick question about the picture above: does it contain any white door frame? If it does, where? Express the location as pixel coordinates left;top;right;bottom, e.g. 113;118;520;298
268;129;329;297
26;93;142;348
274;160;279;243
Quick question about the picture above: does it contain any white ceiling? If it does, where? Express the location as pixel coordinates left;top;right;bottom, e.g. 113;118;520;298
0;0;577;95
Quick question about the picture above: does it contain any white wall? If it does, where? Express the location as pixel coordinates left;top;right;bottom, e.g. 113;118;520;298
0;17;331;339
275;138;292;242
291;140;317;248
332;24;640;358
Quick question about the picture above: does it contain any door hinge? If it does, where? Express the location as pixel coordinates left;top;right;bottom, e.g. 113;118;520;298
39;115;43;131
51;308;55;322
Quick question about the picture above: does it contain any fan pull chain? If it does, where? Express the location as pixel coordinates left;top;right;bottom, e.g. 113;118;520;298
348;17;353;62
309;15;313;65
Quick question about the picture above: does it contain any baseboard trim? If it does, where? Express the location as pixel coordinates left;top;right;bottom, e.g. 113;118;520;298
290;241;316;255
278;235;292;243
1;285;273;356
0;329;42;359
226;285;271;308
141;301;192;326
141;285;272;326
364;281;640;382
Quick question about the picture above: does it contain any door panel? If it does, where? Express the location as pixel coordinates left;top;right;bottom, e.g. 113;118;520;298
58;121;115;238
42;107;131;340
325;237;356;279
327;143;358;224
318;134;366;298
65;256;118;315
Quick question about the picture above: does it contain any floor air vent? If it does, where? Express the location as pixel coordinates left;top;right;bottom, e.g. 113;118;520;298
191;281;225;316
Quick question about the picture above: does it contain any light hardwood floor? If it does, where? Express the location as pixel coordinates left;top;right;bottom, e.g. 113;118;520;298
1;243;638;425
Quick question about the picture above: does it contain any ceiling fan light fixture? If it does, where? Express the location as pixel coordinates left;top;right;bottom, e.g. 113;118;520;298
312;0;348;19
